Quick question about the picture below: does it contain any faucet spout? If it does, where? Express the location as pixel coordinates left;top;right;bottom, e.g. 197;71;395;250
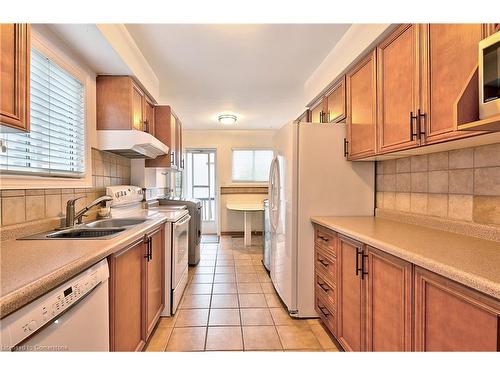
65;195;113;227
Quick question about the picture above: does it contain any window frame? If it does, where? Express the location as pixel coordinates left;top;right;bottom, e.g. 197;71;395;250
0;29;94;190
231;148;274;183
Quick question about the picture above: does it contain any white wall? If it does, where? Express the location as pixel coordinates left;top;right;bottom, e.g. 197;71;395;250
183;129;276;234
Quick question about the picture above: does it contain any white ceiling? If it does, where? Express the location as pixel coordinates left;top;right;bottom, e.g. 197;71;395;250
125;24;351;129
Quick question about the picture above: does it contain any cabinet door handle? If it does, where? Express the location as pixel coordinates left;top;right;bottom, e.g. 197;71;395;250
143;119;149;133
355;248;363;276
343;138;349;158
409;111;418;140
319;305;331;317
418;109;426;137
361;253;368;280
318;282;330;292
318;235;329;242
318;258;329;267
143;234;150;260
148;238;153;261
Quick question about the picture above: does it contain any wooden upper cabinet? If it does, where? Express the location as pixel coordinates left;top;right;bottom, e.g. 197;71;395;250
310;98;326;123
326;77;346;123
109;239;146;352
96;75;154;134
365;246;412;351
145;228;165;339
420;24;488;144
297;110;309;122
414;267;500;351
176;118;184;170
337;235;366;351
377;24;421;154
346;50;377;160
145;105;176;168
0;24;30;132
144;98;155;136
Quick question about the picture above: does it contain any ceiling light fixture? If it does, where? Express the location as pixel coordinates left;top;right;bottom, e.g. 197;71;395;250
218;114;238;125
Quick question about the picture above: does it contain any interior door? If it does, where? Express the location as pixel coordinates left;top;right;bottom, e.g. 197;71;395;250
186;149;217;234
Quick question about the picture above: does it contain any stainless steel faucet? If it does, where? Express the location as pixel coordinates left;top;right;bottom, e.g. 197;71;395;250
65;195;113;227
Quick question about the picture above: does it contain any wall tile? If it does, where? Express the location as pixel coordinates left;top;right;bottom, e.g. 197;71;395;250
396;173;411;192
395;192;411;212
448;194;473;221
2;196;26;225
383;192;395;210
1;189;25;197
376;161;384;175
410;193;428;215
474;167;500;196
428;152;449;171
45;194;62;218
26;195;45;222
449;148;473;169
382;159;396;174
428;171;448;194
396;158;411;173
474;143;500;168
449;169;473;195
427;194;448;218
376;192;384;208
384;174;396;192
410;155;428;172
411;172;428;193
376;174;384;191
473;196;500;225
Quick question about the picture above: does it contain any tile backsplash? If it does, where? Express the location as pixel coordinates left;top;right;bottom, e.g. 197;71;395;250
0;148;131;228
376;143;500;226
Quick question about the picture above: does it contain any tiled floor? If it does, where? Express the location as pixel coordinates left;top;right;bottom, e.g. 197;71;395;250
145;235;341;352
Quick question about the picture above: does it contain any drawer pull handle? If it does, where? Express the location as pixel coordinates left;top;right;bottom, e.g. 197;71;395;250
319;306;331;317
318;258;329;267
318;235;329;242
318;282;330;292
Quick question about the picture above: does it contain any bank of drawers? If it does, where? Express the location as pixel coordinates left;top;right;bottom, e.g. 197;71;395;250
314;226;338;336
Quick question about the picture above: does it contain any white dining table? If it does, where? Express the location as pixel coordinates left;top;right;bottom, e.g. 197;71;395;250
226;202;264;246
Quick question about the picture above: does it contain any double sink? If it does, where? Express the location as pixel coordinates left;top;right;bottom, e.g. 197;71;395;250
21;218;148;240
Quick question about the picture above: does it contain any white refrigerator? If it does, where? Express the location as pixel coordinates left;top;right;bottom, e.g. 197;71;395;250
268;121;374;317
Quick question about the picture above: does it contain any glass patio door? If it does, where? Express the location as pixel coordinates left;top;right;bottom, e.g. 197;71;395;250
186;149;217;234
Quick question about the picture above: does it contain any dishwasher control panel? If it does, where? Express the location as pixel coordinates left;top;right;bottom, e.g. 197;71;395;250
0;259;109;351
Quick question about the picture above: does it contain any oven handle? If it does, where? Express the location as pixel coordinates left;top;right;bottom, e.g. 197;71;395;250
175;215;191;227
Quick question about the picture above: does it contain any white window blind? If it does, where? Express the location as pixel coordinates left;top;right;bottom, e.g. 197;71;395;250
232;149;274;182
0;48;85;177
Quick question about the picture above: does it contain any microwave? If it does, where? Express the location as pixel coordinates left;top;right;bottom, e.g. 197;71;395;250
479;31;500;119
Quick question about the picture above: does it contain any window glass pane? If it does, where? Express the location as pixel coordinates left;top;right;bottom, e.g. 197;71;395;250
192;153;208;185
232;149;273;182
193;187;209;199
0;48;85;177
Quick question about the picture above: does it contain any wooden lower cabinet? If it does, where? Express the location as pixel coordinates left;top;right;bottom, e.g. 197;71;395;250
366;246;412;351
109;225;165;351
314;224;500;352
108;239;146;352
337;235;365;351
145;227;165;338
414;267;500;351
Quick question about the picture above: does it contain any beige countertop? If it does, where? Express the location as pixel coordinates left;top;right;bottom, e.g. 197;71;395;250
311;216;500;300
0;209;186;318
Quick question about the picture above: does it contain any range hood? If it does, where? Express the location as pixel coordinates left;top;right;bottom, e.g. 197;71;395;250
97;130;169;159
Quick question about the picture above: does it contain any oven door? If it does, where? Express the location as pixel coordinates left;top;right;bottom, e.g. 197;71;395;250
172;214;190;289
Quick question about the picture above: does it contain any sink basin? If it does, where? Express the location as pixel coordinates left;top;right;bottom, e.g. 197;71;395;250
45;228;126;239
85;218;147;228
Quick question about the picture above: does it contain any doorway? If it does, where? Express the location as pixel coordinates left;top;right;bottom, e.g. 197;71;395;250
186;149;218;234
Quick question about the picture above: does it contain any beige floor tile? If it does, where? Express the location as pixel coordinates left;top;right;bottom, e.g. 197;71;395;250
216;260;234;267
197;260;216;267
208;308;241;326
194;266;215;274
180;294;211;309
236;265;257;274
214;273;236;283
166;327;207;351
276;325;321;350
186;283;213;295
175;309;209;327
211;294;239;308
306;318;321;326
264;293;283;308
239;293;267;308
200;254;216;260
215;266;235;274
145;326;173;351
250;254;263;260
270;307;308;326
236;273;260;283
212;283;238;294
206;327;243;351
234;259;254;266
310;324;339;350
257;273;271;283
216;255;234;261
157;316;178;328
243;326;283;351
260;282;276;294
240;308;274;326
237;282;262;294
191;274;214;284
233;254;252;260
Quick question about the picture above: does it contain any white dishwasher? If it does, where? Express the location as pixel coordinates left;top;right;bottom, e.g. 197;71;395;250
1;259;109;351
